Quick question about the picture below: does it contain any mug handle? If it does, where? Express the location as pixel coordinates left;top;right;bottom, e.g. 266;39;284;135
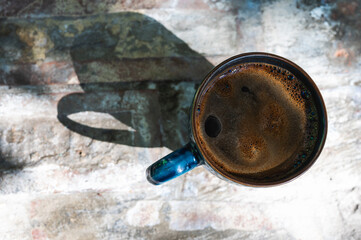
146;142;204;185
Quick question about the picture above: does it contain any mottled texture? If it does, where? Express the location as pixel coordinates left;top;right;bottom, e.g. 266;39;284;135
0;0;360;239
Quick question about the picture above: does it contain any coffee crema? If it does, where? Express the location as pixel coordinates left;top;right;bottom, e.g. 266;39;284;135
193;63;319;183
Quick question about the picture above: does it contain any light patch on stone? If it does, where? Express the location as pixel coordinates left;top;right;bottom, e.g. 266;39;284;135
0;195;32;239
67;73;79;84
142;9;238;56
262;0;305;52
264;199;343;240
68;111;136;131
126;201;162;227
0;93;57;119
27;191;116;239
169;201;271;231
310;6;332;21
0;161;154;195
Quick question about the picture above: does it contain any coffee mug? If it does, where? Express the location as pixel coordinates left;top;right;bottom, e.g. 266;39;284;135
146;52;327;186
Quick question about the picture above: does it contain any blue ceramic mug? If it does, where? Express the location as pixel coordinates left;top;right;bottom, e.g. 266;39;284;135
146;53;327;186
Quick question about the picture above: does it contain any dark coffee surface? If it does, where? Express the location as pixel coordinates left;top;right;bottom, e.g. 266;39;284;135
193;63;319;181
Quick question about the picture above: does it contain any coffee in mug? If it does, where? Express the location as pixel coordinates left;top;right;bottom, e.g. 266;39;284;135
147;53;327;186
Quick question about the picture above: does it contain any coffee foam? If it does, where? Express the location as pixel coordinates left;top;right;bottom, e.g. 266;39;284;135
194;63;319;179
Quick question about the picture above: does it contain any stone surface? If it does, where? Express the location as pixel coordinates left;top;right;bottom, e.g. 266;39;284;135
0;0;361;239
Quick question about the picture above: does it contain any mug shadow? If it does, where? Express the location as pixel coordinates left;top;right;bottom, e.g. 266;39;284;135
57;12;214;150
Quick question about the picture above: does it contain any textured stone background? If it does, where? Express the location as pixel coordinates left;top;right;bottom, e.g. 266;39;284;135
0;0;360;239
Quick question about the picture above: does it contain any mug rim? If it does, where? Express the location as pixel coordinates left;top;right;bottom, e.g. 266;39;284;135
190;52;328;187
